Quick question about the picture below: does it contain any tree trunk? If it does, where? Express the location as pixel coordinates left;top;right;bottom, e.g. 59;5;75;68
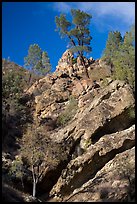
24;72;32;93
33;181;37;198
21;176;24;189
68;35;90;79
28;72;32;85
32;165;37;198
80;55;90;78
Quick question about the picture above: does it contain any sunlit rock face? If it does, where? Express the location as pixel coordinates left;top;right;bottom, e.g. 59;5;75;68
3;50;135;202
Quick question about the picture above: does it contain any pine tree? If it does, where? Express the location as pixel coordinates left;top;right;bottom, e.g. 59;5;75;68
24;44;51;79
102;31;123;66
55;9;92;78
69;9;92;56
24;44;42;72
55;14;71;38
41;51;51;75
102;26;135;93
112;27;135;92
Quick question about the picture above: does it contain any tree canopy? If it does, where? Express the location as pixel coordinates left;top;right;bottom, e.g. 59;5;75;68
55;9;92;78
24;44;51;77
112;28;135;92
102;31;123;65
19;125;55;198
102;26;135;93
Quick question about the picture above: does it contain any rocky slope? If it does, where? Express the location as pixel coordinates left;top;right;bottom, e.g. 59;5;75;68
2;50;135;202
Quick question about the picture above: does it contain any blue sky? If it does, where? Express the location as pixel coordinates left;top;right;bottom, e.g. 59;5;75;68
2;2;135;72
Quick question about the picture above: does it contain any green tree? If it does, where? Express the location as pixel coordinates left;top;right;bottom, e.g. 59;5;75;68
3;72;19;100
19;125;58;198
9;156;24;189
101;26;135;93
2;62;24;131
2;60;35;151
24;44;51;81
41;51;51;75
102;31;123;68
112;27;135;92
123;25;135;47
24;44;42;72
55;9;92;78
69;9;92;55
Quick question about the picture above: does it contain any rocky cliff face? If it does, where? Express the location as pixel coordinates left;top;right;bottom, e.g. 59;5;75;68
3;50;135;202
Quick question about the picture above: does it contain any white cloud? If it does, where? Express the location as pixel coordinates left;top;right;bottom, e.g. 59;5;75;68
52;2;72;13
52;2;135;34
53;2;135;23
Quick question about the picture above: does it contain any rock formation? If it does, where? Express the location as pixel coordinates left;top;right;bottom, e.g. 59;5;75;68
2;50;135;202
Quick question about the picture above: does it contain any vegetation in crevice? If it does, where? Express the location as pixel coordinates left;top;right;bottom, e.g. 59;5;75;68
57;96;78;126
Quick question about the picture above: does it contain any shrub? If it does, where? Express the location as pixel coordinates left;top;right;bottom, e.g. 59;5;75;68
72;58;77;65
57;96;78;126
127;107;135;121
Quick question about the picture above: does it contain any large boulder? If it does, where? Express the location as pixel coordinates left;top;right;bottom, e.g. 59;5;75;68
63;145;135;202
56;49;74;73
49;125;135;200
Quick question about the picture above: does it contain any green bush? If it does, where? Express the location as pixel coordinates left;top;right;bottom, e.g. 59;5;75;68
57;96;78;126
127;107;135;120
101;78;109;87
72;58;77;65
